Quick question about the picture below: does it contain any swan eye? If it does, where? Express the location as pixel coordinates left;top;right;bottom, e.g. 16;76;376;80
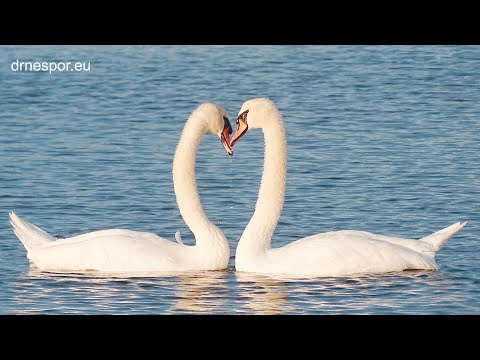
237;110;249;124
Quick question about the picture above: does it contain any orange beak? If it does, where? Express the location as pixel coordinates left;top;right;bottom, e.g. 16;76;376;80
220;127;233;156
230;118;248;147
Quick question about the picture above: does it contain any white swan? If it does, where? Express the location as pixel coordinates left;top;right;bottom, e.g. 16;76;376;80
10;103;233;273
230;98;467;277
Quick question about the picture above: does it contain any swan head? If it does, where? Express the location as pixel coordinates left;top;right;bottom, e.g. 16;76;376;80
196;103;233;156
231;98;278;146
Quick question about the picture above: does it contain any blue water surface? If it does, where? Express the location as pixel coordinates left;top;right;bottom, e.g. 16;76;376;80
0;45;479;314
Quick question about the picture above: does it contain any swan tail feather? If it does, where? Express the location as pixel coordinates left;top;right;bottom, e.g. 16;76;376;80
9;211;56;251
419;221;467;252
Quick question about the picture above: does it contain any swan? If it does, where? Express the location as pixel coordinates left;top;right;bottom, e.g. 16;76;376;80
9;103;233;273
230;97;467;277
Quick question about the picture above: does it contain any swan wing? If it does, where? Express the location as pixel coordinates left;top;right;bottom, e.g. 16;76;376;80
27;228;188;272
321;230;435;255
268;231;438;276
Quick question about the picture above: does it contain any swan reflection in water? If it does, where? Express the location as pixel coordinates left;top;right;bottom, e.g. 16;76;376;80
235;270;459;314
235;272;296;314
10;268;462;314
166;270;230;314
11;268;231;314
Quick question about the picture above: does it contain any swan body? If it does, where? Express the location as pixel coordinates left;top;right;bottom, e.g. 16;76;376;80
10;103;233;273
230;98;467;277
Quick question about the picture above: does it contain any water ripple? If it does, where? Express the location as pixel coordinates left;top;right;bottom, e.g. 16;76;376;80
1;46;479;314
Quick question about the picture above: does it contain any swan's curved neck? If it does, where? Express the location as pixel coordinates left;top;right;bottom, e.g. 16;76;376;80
237;109;287;257
172;114;225;249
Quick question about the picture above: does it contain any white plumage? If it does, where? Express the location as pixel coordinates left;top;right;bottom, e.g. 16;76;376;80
10;103;232;273
231;98;467;277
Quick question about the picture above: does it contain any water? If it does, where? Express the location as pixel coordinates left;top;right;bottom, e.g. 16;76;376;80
0;45;479;314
